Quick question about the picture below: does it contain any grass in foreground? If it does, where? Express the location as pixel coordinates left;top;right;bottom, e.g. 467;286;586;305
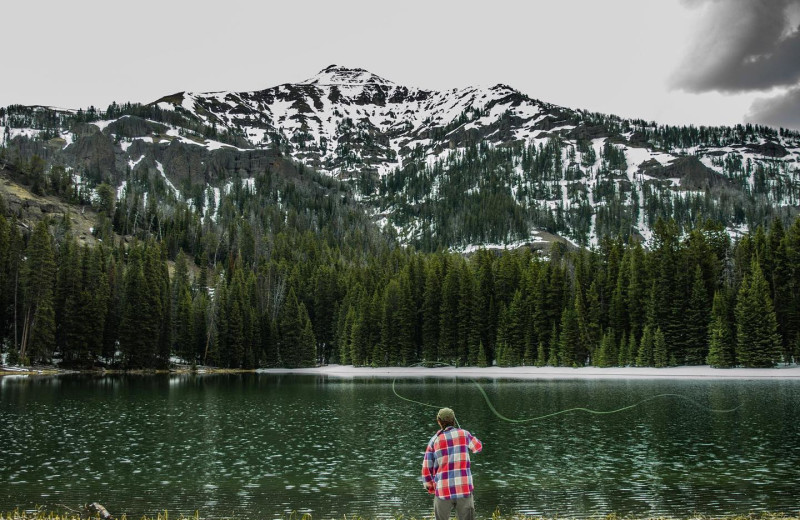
1;511;799;520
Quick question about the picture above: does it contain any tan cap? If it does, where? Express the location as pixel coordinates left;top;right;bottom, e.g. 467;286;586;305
437;407;455;423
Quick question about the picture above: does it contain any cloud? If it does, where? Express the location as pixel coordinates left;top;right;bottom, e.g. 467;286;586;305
672;0;800;129
745;86;800;129
672;0;800;93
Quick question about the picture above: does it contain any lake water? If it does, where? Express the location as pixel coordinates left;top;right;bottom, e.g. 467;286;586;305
1;374;799;519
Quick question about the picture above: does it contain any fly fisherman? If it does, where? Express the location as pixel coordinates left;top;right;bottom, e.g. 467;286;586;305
421;407;483;520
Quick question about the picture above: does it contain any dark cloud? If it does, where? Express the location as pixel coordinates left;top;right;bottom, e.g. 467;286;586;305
745;86;800;129
672;0;800;93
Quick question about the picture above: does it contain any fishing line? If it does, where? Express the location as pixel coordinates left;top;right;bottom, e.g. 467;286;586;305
392;366;741;424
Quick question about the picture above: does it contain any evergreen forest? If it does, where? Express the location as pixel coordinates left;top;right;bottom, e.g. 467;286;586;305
0;191;796;369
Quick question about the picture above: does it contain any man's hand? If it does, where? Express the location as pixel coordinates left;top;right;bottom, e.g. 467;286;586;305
425;482;435;494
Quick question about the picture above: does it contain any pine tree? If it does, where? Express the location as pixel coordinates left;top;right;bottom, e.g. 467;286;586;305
548;322;560;366
609;248;630;337
102;256;123;362
649;218;682;362
259;309;276;368
82;245;109;362
477;341;488;367
136;242;169;369
20;221;57;364
636;325;654;367
379;279;403;365
459;266;480;365
504;290;527;366
785;218;800;359
226;297;245;368
278;287;304;368
339;305;356;365
558;305;580;366
735;260;782;367
532;264;551;351
573;290;592;364
439;264;461;362
626;241;648;337
55;238;83;363
154;243;172;367
398;273;417;365
421;258;443;361
312;265;339;364
365;290;383;364
0;214;10;346
175;287;194;363
350;300;370;367
684;266;711;365
536;340;547;367
707;290;735;368
619;330;637;366
585;279;602;363
298;303;317;367
474;250;497;363
595;329;617;367
118;244;166;368
495;302;510;367
653;327;668;368
768;219;792;360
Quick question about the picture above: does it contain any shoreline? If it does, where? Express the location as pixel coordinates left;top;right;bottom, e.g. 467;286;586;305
0;366;257;377
2;512;799;520
260;364;800;379
3;363;800;379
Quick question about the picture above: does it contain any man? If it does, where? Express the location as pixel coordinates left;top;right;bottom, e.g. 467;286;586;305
421;407;483;520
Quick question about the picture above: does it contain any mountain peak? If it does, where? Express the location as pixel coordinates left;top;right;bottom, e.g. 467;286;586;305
301;65;394;86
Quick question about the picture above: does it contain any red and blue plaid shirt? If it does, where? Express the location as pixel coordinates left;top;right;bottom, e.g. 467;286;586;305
421;426;483;499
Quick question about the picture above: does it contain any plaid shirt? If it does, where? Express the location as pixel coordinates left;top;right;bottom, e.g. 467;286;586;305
421;426;483;499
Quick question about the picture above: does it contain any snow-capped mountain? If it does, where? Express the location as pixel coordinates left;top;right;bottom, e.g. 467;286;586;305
155;64;559;178
3;65;800;250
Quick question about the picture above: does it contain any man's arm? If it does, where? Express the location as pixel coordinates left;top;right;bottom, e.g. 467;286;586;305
468;432;483;454
421;440;437;493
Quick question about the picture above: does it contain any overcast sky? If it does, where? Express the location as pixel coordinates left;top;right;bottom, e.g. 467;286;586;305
4;0;799;130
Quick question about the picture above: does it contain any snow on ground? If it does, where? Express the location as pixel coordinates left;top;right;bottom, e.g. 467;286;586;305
91;119;114;131
204;186;222;222
129;155;145;170
156;161;180;199
4;127;40;140
203;138;246;152
427;234;551;255
181;93;198;116
116;180;127;200
258;364;800;380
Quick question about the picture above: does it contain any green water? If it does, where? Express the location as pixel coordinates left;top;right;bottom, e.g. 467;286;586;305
1;374;799;519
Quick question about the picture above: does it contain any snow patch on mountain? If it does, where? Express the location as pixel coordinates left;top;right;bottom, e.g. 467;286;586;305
301;65;394;86
156;161;180;199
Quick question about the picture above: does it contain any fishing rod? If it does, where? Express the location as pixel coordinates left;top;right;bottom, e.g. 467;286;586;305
391;365;741;425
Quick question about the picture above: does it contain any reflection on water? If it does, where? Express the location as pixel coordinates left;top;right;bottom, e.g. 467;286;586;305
1;375;799;519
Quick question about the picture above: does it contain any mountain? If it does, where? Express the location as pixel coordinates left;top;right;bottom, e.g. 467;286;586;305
2;65;800;251
155;64;553;179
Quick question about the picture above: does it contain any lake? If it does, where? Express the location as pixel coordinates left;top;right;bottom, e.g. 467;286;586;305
1;373;799;519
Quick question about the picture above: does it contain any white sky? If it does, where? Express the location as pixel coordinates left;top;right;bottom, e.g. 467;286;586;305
0;0;764;128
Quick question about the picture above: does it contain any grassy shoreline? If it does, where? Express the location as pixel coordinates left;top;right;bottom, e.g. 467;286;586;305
1;511;798;520
0;366;257;377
